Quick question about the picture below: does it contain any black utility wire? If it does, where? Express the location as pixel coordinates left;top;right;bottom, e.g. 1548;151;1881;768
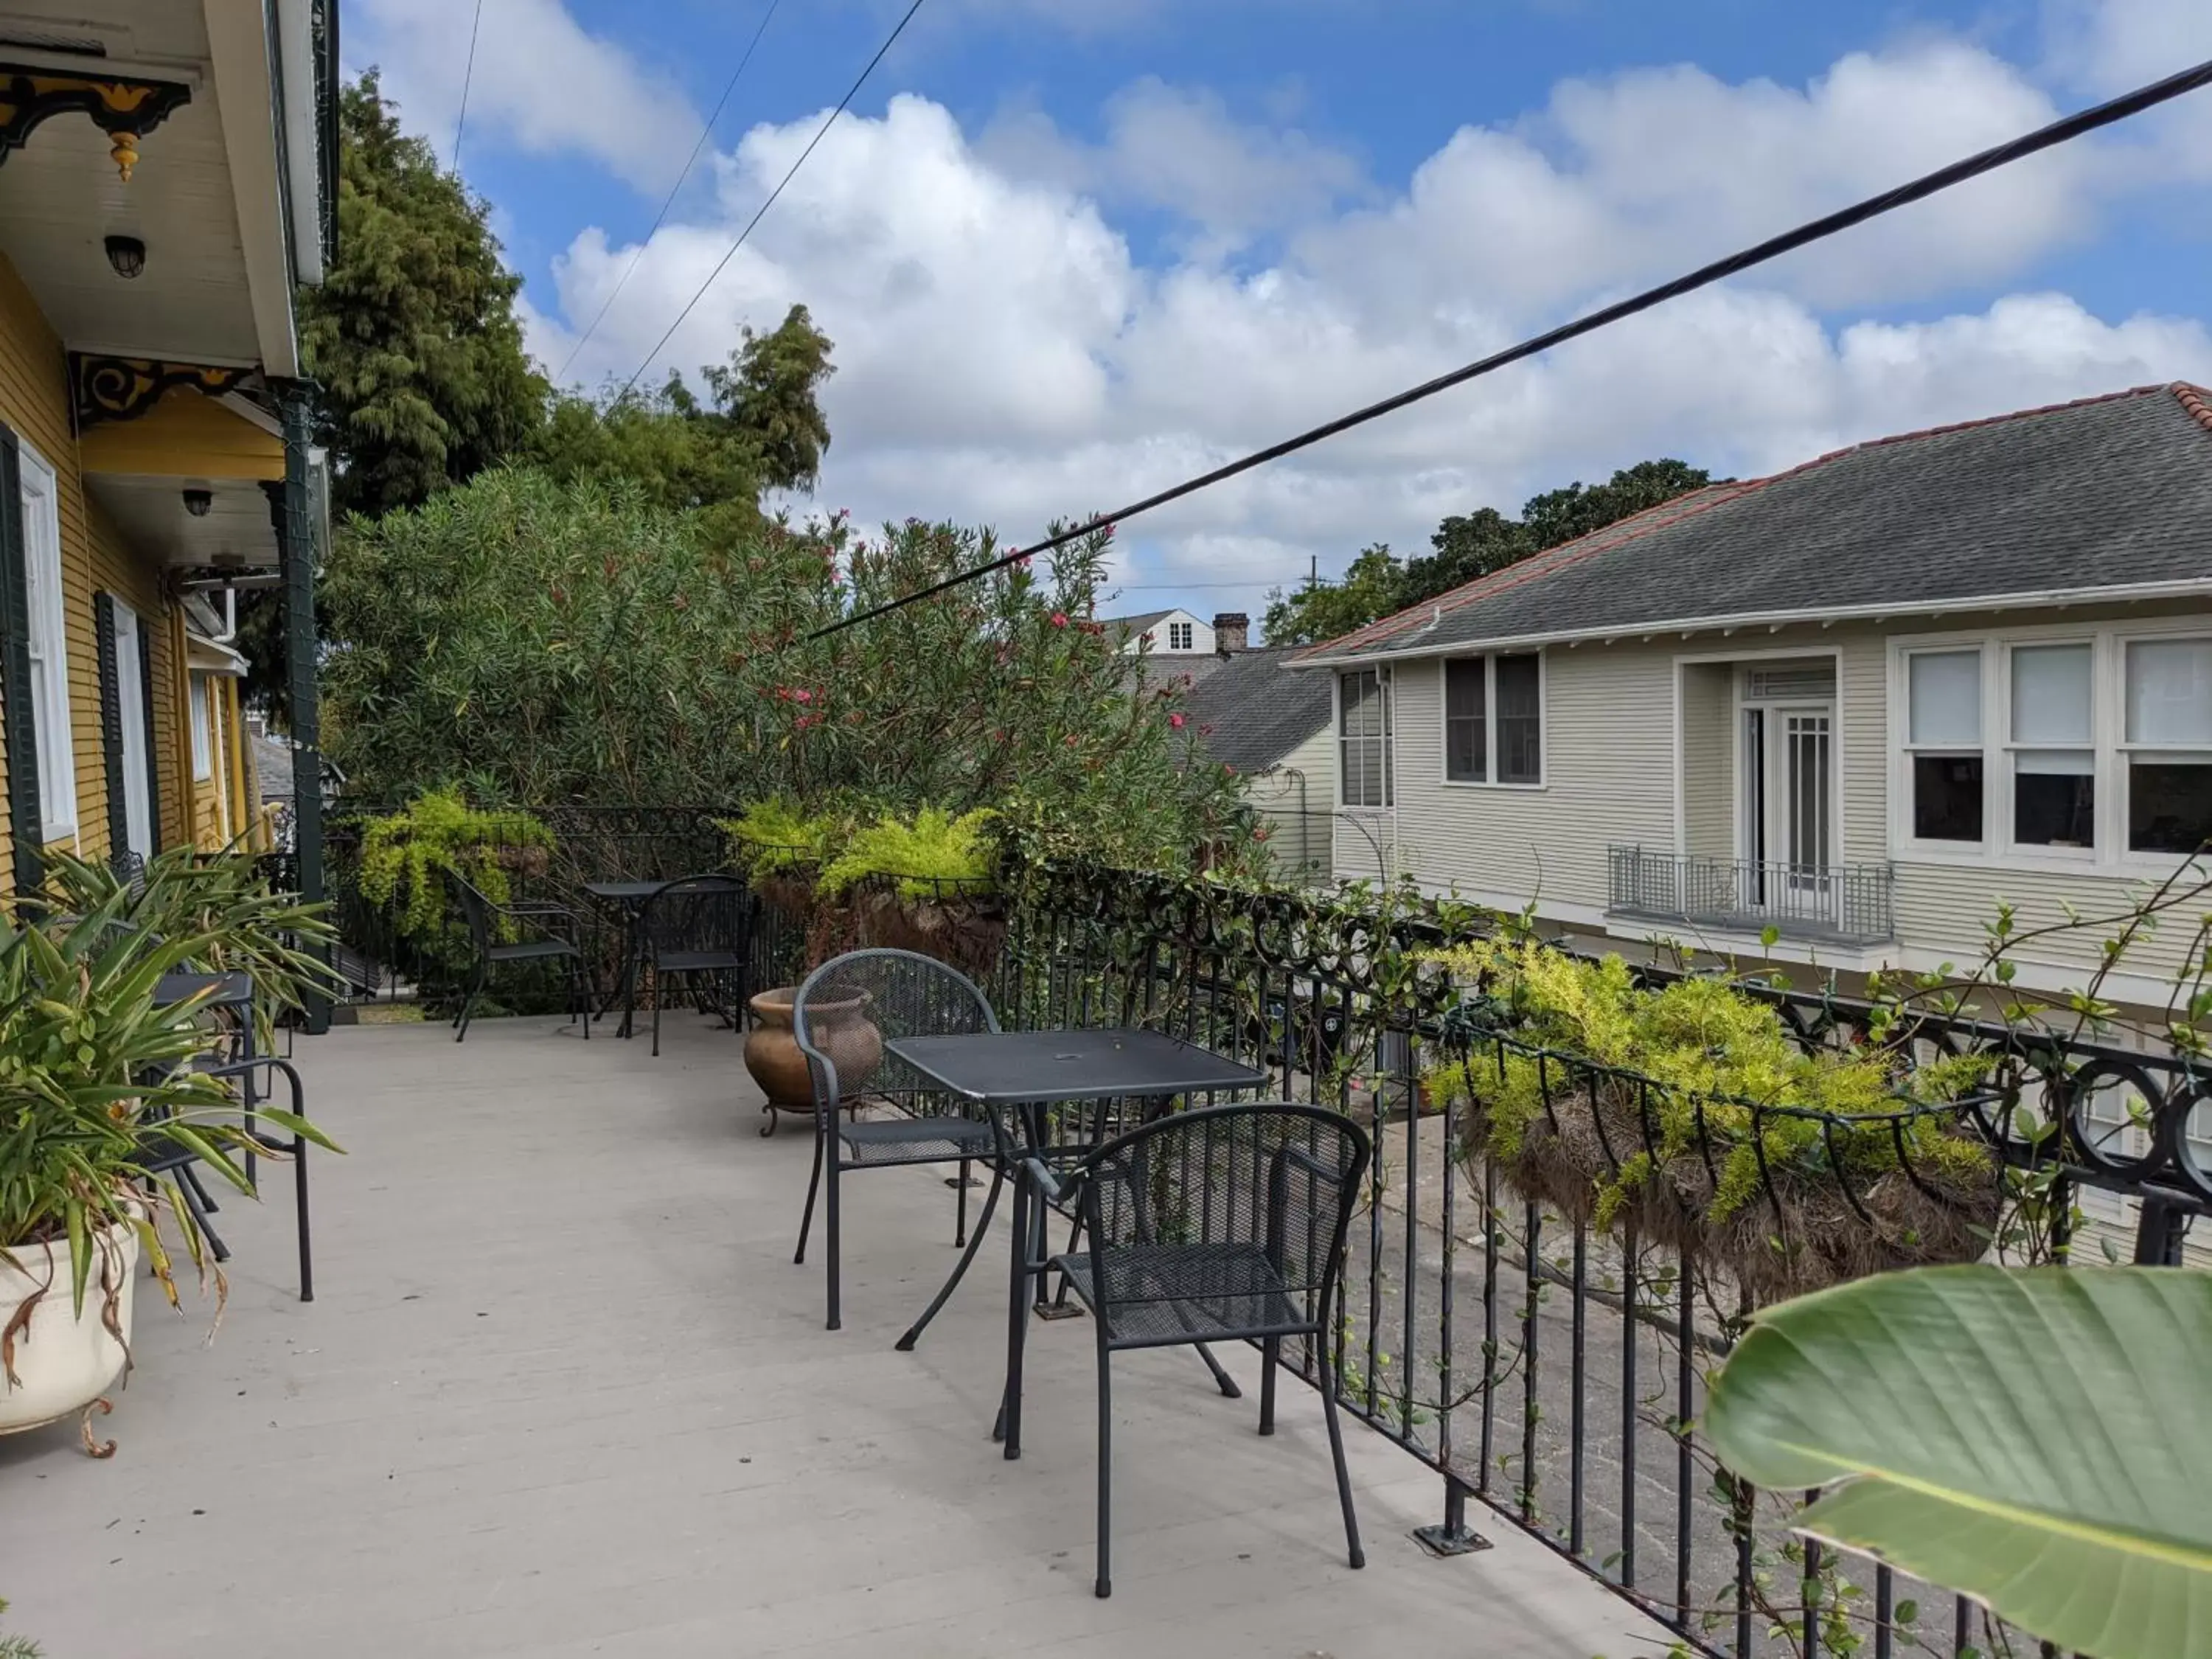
452;0;485;173
812;55;2212;642
613;0;929;401
554;0;784;384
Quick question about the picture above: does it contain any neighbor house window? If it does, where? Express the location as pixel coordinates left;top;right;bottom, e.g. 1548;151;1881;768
17;446;75;833
1904;648;1983;842
1168;620;1193;650
1443;653;1542;785
189;675;214;780
1338;668;1391;807
2124;638;2212;855
2009;643;2094;849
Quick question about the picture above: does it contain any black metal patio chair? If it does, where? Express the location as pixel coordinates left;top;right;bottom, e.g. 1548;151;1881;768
134;1054;318;1301
1020;1101;1371;1598
634;874;752;1057
792;948;1002;1341
447;872;595;1043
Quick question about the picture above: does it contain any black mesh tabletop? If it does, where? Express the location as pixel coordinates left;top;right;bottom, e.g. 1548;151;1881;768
580;880;666;903
884;1028;1263;1105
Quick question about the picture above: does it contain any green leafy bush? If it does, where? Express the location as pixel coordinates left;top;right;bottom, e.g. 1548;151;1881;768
818;807;997;899
1421;935;1995;1290
717;798;840;880
1;857;341;1328
0;1596;37;1659
357;788;552;941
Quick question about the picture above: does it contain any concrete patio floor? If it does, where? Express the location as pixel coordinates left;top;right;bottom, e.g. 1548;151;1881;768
4;1014;1672;1658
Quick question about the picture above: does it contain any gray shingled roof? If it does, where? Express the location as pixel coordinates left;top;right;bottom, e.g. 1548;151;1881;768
1102;608;1177;637
1302;383;2212;664
1182;648;1334;772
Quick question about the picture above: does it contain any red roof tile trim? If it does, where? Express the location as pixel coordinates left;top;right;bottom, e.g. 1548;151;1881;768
2177;382;2212;434
1299;380;2210;661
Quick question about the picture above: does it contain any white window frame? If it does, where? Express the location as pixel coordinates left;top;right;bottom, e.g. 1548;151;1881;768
1336;665;1394;810
1167;620;1193;651
1888;616;2212;874
189;673;214;782
1897;644;1989;854
17;443;75;836
1438;650;1546;790
111;602;154;858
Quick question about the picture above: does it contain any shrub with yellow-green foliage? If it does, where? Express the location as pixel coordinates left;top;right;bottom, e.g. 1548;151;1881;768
357;787;552;941
818;807;996;900
717;797;841;881
1422;934;1999;1296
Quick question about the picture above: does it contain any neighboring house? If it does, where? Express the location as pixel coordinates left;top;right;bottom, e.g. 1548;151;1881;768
1182;647;1335;879
1293;383;2212;1022
1106;608;1263;689
0;0;334;890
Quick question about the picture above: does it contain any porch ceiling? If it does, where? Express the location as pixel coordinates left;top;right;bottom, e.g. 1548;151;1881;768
85;469;275;567
0;2;286;369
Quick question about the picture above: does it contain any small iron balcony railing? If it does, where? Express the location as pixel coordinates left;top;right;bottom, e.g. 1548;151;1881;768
1607;845;1896;945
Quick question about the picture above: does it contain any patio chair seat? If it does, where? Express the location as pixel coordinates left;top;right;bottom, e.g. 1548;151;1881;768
487;938;584;964
837;1113;993;1166
652;947;744;973
1051;1242;1305;1346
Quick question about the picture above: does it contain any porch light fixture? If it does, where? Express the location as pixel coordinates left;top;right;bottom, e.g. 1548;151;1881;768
103;234;145;279
182;488;212;517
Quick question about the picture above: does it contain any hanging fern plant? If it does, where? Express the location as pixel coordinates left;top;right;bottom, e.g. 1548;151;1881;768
357;788;554;942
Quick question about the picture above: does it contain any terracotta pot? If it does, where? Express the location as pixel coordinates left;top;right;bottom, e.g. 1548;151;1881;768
743;987;882;1116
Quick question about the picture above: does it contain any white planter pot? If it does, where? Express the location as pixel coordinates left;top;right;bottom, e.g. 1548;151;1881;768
0;1222;138;1435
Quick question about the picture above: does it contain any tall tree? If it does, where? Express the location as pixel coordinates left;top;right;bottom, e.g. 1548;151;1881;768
1401;507;1534;606
533;304;836;541
301;72;546;518
1261;544;1405;645
1518;458;1713;553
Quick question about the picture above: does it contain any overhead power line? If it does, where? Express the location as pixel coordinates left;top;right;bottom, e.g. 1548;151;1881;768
613;0;930;402
811;54;2212;643
451;0;485;173
554;0;784;385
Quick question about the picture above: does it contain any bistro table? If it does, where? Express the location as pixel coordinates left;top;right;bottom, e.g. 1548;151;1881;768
579;880;668;1037
883;1026;1265;1460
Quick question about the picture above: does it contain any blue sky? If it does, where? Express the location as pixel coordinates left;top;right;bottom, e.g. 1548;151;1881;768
350;0;2212;628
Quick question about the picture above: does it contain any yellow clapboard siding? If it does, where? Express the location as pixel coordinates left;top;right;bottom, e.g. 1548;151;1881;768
77;387;285;481
0;248;199;884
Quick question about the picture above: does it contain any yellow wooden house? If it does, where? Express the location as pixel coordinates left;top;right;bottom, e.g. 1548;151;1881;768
0;0;333;896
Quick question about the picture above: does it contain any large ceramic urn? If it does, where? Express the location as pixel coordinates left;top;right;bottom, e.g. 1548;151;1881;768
744;987;881;1135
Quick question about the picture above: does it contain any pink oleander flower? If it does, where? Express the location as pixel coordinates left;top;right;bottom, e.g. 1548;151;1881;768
1051;611;1069;628
1170;712;1186;729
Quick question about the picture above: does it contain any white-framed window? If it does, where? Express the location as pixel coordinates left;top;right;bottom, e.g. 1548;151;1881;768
1168;620;1193;650
2121;637;2212;855
189;673;214;781
1902;647;1984;844
1893;622;2212;869
1442;653;1543;786
17;444;75;835
1338;667;1392;807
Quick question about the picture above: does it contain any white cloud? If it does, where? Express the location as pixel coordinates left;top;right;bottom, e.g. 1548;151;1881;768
347;0;705;190
406;1;2212;638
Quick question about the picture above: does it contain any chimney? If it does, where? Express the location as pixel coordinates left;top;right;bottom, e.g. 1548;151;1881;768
1213;612;1250;655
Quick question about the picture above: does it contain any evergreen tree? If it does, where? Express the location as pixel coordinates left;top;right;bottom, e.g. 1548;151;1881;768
302;71;546;518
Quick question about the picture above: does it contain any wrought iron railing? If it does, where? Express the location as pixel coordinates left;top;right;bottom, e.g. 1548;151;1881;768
308;813;2203;1655
1608;846;1896;945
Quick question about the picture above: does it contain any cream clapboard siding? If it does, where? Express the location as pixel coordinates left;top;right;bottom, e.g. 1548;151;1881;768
1348;650;1675;910
1243;722;1332;876
1340;599;2212;995
1680;662;1732;858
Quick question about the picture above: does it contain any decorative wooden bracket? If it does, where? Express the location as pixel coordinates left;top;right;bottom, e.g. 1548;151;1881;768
0;63;192;182
72;355;257;428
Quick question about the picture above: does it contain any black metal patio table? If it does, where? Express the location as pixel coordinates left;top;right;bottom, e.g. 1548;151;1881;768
580;879;666;1037
882;1027;1265;1461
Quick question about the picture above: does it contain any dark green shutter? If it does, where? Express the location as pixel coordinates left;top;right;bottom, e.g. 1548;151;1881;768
0;426;41;894
94;591;130;863
139;611;161;852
